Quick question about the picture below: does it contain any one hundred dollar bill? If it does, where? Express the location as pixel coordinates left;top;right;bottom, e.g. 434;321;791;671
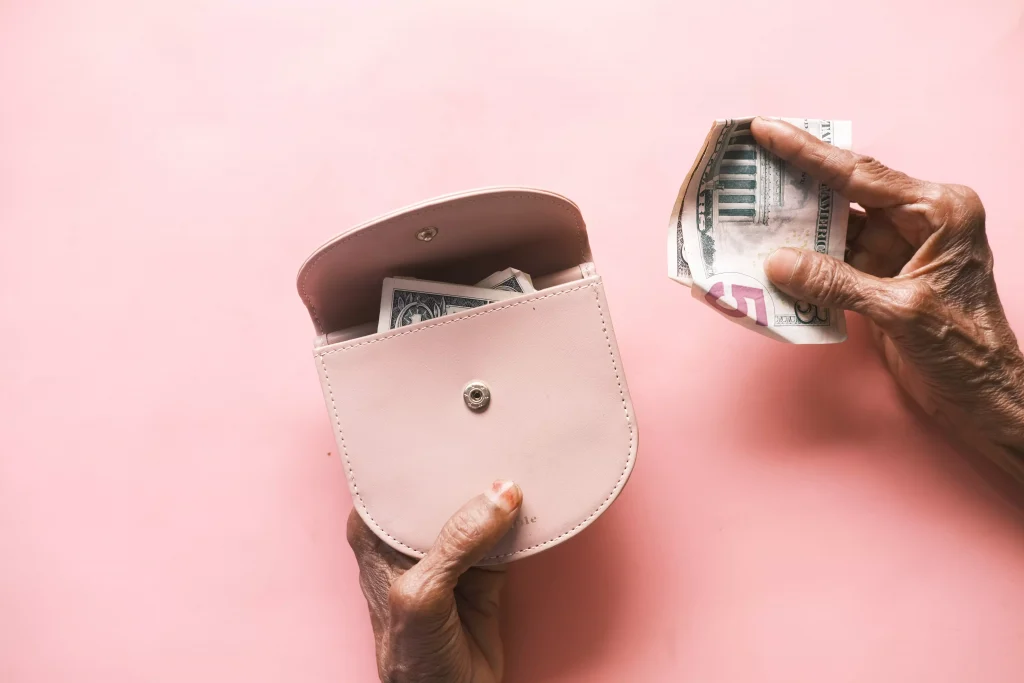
475;267;536;293
667;117;852;344
377;277;522;332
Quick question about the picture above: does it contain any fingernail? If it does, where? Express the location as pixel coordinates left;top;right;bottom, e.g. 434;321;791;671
765;248;800;285
486;480;522;513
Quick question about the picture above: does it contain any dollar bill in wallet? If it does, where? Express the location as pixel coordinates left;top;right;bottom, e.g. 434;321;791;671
474;267;536;294
377;277;522;332
667;117;853;344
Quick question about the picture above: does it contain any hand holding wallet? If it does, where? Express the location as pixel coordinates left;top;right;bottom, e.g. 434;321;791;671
346;481;523;683
297;187;639;564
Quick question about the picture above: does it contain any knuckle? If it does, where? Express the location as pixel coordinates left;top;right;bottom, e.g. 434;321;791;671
852;154;885;179
904;287;933;319
441;513;482;552
921;183;986;235
951;184;986;225
388;576;428;615
358;570;388;605
856;155;908;191
805;258;838;301
852;153;880;172
760;120;780;151
918;183;957;232
919;182;947;207
388;571;449;619
379;664;405;683
884;283;935;326
792;130;813;157
802;257;852;306
818;146;851;187
951;183;983;211
826;152;906;197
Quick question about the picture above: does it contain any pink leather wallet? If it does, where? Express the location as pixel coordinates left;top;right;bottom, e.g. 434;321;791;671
296;187;638;564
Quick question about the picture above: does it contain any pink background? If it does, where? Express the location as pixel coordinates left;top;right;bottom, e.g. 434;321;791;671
3;2;1024;681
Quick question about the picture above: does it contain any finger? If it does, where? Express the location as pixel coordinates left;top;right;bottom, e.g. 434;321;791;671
396;481;523;602
857;221;906;261
846;244;907;279
346;508;379;558
347;509;404;580
847;209;867;244
454;571;509;673
347;507;416;567
885;183;981;249
847;211;921;276
844;210;867;264
764;247;894;322
750;117;926;209
455;568;508;616
416;481;522;587
846;212;906;267
346;510;399;634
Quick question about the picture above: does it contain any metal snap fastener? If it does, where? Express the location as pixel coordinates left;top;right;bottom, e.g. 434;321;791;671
416;226;438;242
463;381;490;412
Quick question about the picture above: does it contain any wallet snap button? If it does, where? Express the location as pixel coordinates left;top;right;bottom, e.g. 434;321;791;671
463;381;490;412
416;226;438;242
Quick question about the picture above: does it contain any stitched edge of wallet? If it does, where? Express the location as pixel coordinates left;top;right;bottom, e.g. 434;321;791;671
316;280;636;561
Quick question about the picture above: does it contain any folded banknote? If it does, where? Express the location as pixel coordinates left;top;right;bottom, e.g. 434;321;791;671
668;117;853;344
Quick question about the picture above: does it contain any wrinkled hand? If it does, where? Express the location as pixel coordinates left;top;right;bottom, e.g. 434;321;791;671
752;117;1024;478
346;481;523;683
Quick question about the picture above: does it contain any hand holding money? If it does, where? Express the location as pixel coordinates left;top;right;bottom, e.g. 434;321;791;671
668;117;853;344
749;117;1024;481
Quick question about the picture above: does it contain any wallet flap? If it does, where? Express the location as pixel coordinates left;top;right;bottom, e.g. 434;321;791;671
297;187;591;334
314;278;637;564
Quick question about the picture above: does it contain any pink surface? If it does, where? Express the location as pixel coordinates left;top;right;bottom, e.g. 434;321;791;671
2;2;1024;681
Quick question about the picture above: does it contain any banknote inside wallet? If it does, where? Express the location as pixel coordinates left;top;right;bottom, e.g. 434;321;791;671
319;263;596;344
298;188;599;346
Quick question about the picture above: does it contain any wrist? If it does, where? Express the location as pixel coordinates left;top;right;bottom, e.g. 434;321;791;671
987;346;1024;462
